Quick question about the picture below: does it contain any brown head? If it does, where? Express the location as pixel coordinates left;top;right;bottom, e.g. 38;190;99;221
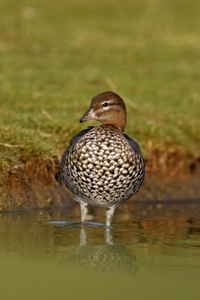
80;91;127;132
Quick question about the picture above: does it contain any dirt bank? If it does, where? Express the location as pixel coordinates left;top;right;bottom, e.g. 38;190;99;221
0;154;200;211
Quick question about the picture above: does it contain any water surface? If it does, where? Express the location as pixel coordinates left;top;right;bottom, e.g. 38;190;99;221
0;200;200;300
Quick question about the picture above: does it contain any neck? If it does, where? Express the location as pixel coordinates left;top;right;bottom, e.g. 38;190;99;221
103;111;126;132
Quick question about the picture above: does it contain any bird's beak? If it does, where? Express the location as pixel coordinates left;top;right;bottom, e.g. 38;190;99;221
79;108;95;123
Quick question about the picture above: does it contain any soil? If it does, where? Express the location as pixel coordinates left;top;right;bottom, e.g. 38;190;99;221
0;154;199;211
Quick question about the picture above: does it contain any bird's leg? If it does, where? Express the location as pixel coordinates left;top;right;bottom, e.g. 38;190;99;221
80;202;88;223
105;227;113;244
105;205;117;227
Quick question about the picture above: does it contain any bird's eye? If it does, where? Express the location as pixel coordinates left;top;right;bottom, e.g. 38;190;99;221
102;102;108;107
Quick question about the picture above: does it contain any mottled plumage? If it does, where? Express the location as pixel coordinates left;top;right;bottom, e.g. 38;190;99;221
60;92;145;226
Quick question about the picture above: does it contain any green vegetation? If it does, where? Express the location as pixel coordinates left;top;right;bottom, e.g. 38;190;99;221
0;0;200;182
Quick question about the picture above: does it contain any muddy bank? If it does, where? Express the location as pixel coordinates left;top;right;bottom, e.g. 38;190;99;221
0;150;200;211
0;158;199;211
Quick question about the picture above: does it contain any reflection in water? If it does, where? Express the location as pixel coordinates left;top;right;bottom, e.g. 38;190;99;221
0;200;200;273
0;201;200;300
65;226;138;273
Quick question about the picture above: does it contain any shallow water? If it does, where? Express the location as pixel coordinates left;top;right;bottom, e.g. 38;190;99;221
0;201;200;300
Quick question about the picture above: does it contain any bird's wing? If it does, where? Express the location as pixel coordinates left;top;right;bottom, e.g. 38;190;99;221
123;133;141;154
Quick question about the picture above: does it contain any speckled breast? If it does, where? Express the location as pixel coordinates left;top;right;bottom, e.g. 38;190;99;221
61;126;145;207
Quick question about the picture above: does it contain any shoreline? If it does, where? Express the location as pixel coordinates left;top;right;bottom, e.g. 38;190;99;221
0;154;199;211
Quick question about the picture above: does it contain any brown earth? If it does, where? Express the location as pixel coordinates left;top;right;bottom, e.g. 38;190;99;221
0;151;200;211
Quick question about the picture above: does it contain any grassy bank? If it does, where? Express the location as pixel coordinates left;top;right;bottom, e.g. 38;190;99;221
1;0;200;186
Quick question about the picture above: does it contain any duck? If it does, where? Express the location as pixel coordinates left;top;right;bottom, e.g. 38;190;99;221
60;91;145;226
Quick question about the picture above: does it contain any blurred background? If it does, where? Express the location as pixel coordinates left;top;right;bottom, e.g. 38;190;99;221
0;0;200;186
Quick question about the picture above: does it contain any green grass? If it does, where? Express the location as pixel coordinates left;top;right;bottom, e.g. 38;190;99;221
0;0;200;178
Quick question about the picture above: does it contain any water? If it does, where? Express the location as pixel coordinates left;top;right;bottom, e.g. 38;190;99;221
0;201;200;300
